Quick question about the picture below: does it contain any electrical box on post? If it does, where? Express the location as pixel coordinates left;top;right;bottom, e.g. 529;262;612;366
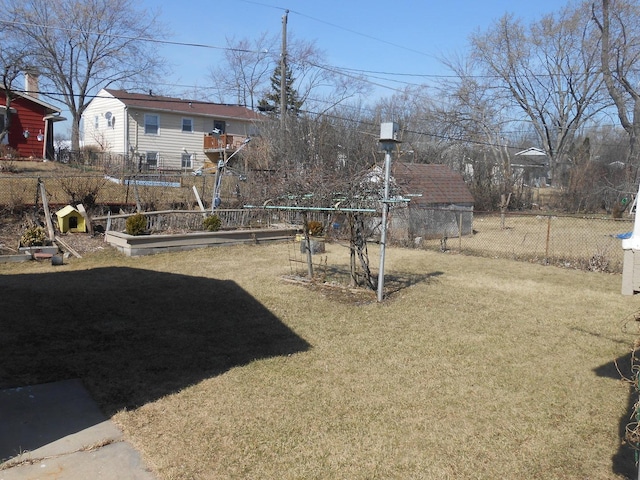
380;122;399;142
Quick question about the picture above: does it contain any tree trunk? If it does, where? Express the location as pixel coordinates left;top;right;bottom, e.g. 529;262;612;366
71;113;82;152
302;211;313;279
347;214;356;287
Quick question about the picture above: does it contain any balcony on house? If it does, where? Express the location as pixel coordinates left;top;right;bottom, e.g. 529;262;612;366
204;133;246;153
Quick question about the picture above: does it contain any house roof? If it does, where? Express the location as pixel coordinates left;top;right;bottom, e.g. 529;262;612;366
2;90;61;115
515;147;547;157
104;89;262;121
392;162;474;205
55;205;80;217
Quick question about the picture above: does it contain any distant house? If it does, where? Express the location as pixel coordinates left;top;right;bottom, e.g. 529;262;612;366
513;147;549;187
81;89;262;171
1;75;64;160
390;163;474;241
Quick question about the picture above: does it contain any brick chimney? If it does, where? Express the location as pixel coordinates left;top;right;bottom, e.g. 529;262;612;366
24;71;39;98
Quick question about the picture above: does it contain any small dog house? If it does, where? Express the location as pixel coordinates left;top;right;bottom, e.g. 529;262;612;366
56;205;86;233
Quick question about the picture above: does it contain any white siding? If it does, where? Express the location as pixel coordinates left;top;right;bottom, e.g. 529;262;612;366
82;90;259;170
82;90;126;152
127;108;207;170
127;109;257;170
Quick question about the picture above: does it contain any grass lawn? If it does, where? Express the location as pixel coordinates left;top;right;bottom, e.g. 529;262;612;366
1;241;639;479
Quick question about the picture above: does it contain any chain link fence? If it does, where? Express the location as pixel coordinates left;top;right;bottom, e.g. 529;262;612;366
0;171;634;273
393;208;632;273
0;171;244;215
0;172;325;233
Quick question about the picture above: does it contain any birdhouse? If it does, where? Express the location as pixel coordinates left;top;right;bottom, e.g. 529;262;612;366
55;205;86;233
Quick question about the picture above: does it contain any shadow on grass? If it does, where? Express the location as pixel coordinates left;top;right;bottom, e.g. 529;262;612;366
594;352;637;479
0;267;311;415
383;271;444;295
318;264;443;292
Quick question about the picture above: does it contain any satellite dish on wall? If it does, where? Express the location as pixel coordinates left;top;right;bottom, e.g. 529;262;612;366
104;111;112;120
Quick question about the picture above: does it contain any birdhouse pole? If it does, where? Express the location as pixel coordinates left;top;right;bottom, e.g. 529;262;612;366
377;122;400;302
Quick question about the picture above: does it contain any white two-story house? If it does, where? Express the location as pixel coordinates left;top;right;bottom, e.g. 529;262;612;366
82;88;262;171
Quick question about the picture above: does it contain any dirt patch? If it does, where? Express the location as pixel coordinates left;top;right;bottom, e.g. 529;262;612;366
55;232;108;256
0;216;26;254
0;214;107;256
282;275;377;305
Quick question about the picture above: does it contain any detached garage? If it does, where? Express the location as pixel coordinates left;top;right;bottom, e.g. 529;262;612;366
390;163;474;241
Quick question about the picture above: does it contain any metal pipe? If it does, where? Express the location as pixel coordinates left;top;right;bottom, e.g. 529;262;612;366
377;147;392;302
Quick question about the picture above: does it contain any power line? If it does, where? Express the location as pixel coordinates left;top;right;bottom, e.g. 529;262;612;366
0;19;267;54
236;0;435;59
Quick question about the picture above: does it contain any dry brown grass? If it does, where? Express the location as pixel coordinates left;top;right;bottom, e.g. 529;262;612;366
423;213;633;272
0;160;206;210
1;240;639;479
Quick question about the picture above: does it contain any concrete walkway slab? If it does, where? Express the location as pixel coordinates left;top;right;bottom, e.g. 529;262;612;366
0;379;156;479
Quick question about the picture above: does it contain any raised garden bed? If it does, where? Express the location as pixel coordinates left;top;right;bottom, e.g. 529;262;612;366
105;228;297;256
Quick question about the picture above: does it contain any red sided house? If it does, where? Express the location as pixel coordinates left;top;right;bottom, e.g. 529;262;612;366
1;90;64;161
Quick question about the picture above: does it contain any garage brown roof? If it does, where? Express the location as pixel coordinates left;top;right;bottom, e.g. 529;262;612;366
392;162;474;205
105;89;262;121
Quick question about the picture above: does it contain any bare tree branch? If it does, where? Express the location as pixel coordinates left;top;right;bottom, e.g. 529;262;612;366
1;0;169;150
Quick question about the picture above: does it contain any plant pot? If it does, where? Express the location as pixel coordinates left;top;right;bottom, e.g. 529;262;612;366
300;237;325;255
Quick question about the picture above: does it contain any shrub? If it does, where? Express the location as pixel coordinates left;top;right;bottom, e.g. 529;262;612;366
57;175;106;208
20;226;47;246
203;215;221;232
125;213;147;236
306;220;324;236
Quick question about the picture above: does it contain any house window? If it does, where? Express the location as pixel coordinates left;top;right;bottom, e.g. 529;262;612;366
94;115;99;129
181;153;192;169
146;151;158;169
144;114;159;135
182;118;193;133
213;120;226;134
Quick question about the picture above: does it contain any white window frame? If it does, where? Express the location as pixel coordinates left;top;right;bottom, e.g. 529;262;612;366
213;120;226;134
146;151;158;169
182;118;193;133
144;114;159;135
94;115;99;129
181;153;193;169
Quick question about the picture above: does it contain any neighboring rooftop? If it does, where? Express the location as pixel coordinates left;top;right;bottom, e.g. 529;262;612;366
392;162;474;205
103;89;262;121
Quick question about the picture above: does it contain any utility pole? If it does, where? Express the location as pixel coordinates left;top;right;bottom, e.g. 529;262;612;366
280;9;288;131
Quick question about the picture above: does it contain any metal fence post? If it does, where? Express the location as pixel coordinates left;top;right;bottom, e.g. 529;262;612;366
545;215;551;263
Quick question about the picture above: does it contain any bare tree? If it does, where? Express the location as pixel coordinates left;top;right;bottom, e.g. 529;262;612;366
0;36;29;145
592;0;640;180
209;33;275;109
369;85;454;166
434;55;516;217
210;34;370;114
0;0;168;150
286;37;371;115
470;4;607;187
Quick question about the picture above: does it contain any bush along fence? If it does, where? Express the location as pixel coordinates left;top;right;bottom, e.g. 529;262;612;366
390;208;633;273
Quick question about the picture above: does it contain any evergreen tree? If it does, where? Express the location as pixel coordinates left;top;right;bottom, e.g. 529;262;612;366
258;63;302;115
